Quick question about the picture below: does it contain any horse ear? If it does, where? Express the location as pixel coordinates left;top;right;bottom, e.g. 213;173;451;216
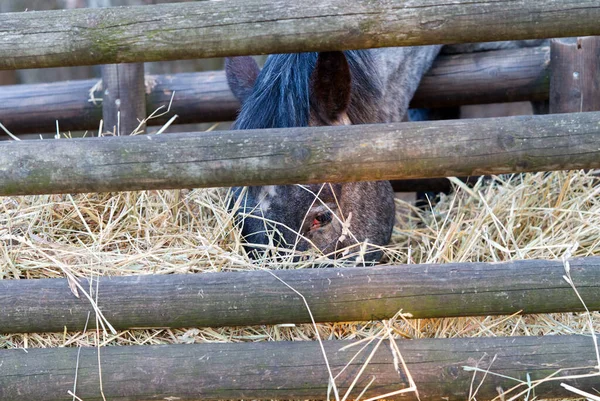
225;56;260;104
310;51;352;125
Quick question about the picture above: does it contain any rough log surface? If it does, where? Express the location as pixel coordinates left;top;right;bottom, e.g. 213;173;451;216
413;45;550;108
1;257;599;334
101;63;146;135
0;336;597;400
0;46;550;136
550;37;600;113
0;111;600;195
0;78;102;135
0;1;598;69
0;71;236;135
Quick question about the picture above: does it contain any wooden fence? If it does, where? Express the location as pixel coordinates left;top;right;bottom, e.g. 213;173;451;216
1;111;599;196
2;257;600;334
0;336;597;401
0;45;550;135
0;0;598;69
1;2;600;401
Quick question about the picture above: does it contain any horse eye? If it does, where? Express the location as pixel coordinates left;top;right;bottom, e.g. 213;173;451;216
316;211;332;224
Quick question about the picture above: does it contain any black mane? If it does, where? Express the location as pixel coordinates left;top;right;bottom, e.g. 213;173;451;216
233;50;381;130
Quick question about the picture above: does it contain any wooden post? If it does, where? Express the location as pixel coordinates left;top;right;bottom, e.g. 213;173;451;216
101;63;146;135
550;37;600;113
0;4;25;97
0;336;597;400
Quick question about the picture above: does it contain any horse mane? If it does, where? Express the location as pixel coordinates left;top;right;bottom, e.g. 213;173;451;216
233;50;381;130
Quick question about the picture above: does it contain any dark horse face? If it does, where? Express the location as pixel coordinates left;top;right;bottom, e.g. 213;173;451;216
226;52;395;262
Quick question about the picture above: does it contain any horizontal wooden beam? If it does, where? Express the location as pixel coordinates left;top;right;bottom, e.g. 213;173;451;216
413;45;550;108
1;111;600;196
0;1;598;69
0;336;597;400
0;71;238;136
0;46;550;136
2;257;599;334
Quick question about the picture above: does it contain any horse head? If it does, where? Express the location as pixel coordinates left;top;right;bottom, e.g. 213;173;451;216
226;51;395;263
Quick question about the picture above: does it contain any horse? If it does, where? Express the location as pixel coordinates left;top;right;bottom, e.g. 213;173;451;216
225;40;546;263
226;46;441;263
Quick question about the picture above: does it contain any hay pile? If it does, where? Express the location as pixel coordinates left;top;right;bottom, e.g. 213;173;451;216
1;145;599;398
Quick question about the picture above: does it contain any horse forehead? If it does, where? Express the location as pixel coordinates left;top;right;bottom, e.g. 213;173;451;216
255;185;304;198
303;183;343;200
258;185;278;198
249;184;342;205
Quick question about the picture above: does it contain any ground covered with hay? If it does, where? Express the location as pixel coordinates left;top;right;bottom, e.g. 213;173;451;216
1;166;599;399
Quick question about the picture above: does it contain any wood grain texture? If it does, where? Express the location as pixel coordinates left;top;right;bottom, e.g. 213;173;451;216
0;46;549;136
0;0;599;69
1;111;600;195
0;336;597;400
413;45;550;108
550;37;600;113
0;71;236;135
0;79;102;135
101;63;146;135
2;257;599;334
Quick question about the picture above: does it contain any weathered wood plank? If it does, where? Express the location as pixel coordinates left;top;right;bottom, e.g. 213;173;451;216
0;71;234;135
1;257;599;334
550;37;600;113
0;336;597;400
0;111;599;196
0;46;550;136
0;1;598;69
413;45;550;108
101;63;146;135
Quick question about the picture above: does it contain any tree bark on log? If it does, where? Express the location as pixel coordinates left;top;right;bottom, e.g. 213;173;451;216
0;111;599;195
1;257;599;334
0;1;598;69
0;336;597;400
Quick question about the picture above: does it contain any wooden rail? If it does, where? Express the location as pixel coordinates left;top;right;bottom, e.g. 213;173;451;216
0;111;599;196
0;71;237;135
413;45;550;108
0;46;550;135
0;336;597;400
1;257;598;334
0;0;598;69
